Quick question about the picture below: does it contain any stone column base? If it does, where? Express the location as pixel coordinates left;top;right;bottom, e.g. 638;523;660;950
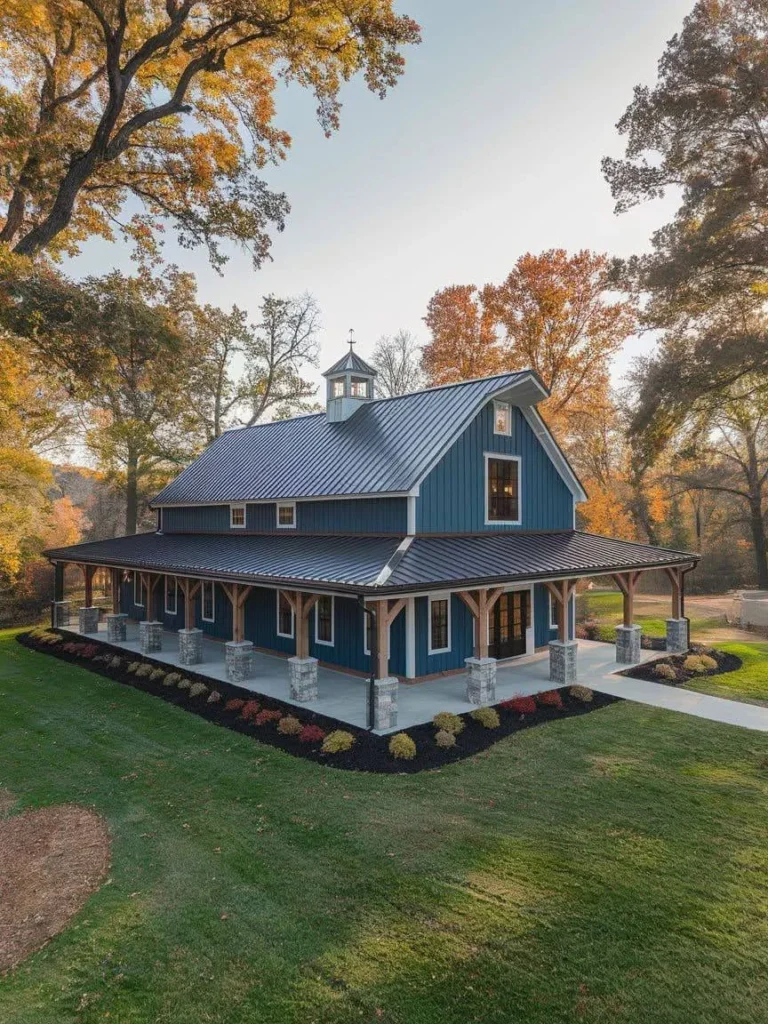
465;656;497;705
226;640;254;682
549;639;578;685
52;600;71;628
178;627;203;665
666;618;689;654
288;656;318;701
615;624;641;664
78;606;100;634
139;620;163;654
106;613;128;643
373;677;398;731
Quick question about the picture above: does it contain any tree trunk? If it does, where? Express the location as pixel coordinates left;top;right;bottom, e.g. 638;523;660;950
748;501;768;589
125;450;139;536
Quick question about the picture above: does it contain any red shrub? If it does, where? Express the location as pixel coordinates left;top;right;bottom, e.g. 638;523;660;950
254;708;282;726
224;698;245;712
536;690;563;709
500;696;536;714
298;724;326;745
80;644;99;659
240;700;261;721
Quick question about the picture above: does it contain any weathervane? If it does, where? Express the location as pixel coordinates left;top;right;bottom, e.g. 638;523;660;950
348;327;355;352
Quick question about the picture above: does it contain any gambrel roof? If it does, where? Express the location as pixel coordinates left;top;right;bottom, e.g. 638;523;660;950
152;371;586;506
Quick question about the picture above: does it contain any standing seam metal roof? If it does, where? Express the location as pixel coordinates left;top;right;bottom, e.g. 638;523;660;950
151;372;532;505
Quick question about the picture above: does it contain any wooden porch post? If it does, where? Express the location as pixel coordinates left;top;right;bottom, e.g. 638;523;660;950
78;563;96;607
457;587;504;657
543;580;577;642
664;566;682;620
111;568;120;613
372;598;407;678
611;571;642;626
221;582;253;643
178;577;202;630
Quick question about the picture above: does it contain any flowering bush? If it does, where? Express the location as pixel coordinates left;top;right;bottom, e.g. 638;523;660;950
537;690;563;709
298;724;326;745
239;700;261;721
500;695;536;714
471;706;500;729
435;729;456;749
322;730;355;753
224;698;245;712
389;732;416;760
253;708;281;726
277;715;303;735
432;711;465;735
575;619;601;641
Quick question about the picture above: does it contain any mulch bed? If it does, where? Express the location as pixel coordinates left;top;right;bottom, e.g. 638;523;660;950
18;630;620;775
620;644;742;687
0;802;110;974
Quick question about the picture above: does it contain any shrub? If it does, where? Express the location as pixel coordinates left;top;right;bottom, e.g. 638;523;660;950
569;685;593;703
239;700;261;721
537;690;564;709
298;724;326;745
700;654;718;670
253;708;282;725
126;661;141;674
80;644;99;659
277;715;303;736
207;690;222;704
163;672;180;687
224;698;245;712
322;730;355;754
149;668;166;682
389;732;417;760
576;619;601;641
189;681;208;699
435;729;456;750
432;711;465;736
177;677;191;691
653;663;677;681
108;656;122;669
471;706;500;729
135;663;153;678
501;695;536;714
684;654;718;675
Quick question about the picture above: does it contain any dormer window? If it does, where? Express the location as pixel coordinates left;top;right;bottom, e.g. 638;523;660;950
276;502;296;529
229;504;246;528
494;400;512;436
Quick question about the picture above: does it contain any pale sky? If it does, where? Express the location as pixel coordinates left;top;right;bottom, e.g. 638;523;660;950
65;0;693;392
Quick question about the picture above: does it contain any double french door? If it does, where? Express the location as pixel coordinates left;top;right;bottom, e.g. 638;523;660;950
488;590;529;659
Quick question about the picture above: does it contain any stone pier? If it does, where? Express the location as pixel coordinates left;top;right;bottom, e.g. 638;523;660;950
615;624;642;664
373;677;398;731
52;600;71;628
549;639;578;685
465;656;497;705
106;613;127;643
139;620;162;654
288;656;319;702
178;627;203;666
225;640;254;682
666;618;689;654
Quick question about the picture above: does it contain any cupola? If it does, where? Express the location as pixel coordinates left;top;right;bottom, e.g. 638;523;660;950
322;331;377;422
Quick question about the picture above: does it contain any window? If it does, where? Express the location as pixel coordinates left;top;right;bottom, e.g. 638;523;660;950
276;502;296;529
549;592;559;630
493;400;511;436
429;594;450;654
201;581;215;622
133;572;143;607
277;591;294;639
332;378;345;398
165;576;178;615
350;376;369;398
230;504;246;528
315;595;334;646
363;608;390;656
486;454;521;524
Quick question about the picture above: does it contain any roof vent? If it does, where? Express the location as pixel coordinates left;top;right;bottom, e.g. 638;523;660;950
322;330;377;422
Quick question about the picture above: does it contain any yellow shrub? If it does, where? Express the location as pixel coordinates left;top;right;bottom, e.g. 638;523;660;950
569;685;594;702
389;733;417;760
435;729;456;749
277;715;303;735
322;730;355;753
653;663;677;681
432;711;465;735
470;706;500;728
189;681;208;698
684;655;716;675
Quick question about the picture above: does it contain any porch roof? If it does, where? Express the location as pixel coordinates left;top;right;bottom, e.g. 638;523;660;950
45;530;698;595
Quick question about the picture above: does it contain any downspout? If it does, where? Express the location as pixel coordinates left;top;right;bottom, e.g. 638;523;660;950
681;564;696;649
357;594;377;731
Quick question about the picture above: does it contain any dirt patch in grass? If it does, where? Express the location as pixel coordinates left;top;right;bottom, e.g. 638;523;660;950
0;805;110;974
0;788;16;816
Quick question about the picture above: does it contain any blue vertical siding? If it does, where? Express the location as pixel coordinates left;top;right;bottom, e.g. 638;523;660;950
533;582;574;646
414;594;474;676
416;403;574;533
161;497;407;535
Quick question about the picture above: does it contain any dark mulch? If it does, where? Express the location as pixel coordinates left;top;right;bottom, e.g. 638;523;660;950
576;627;666;651
18;631;620;774
620;644;742;687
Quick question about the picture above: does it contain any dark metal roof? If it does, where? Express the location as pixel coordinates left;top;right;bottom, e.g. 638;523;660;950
323;349;377;377
46;530;697;594
151;372;536;506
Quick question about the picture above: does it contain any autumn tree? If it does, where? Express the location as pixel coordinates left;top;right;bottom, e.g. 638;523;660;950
0;1;419;267
370;329;425;397
422;285;502;384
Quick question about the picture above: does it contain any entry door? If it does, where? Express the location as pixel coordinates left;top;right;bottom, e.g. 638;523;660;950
488;591;528;659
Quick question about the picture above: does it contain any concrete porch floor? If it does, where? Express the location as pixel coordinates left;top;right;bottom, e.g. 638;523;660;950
62;620;660;734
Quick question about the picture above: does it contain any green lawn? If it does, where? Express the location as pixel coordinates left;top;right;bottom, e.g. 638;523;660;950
1;630;768;1024
682;642;768;706
577;590;724;639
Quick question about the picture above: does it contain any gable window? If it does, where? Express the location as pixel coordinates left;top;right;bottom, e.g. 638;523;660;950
276;502;296;529
277;591;294;639
165;576;178;615
315;595;334;646
486;454;521;524
133;572;143;607
428;594;451;655
201;581;215;622
493;400;512;436
230;504;246;529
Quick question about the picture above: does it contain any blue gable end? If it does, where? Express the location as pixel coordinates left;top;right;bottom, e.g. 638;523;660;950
416;403;574;533
161;497;408;535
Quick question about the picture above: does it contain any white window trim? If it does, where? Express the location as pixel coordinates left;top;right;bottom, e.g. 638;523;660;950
363;607;390;656
428;592;451;655
165;576;178;616
276;590;295;639
484;451;522;527
276;501;296;529
548;592;559;631
133;572;143;607
314;594;335;646
229;503;246;529
201;580;215;623
493;399;512;436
